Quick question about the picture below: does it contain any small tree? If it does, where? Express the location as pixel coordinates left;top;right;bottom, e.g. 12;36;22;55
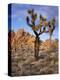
48;18;55;45
26;9;55;60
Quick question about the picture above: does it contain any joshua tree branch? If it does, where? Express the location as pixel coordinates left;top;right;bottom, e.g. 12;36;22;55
38;30;49;35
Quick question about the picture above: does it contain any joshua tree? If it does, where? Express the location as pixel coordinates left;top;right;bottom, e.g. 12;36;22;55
48;18;55;45
26;9;55;60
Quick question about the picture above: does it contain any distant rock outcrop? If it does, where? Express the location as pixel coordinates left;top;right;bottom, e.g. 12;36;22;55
8;29;35;50
8;28;58;50
40;39;58;51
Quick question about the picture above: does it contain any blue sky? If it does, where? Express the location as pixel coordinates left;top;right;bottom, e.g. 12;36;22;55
8;3;58;41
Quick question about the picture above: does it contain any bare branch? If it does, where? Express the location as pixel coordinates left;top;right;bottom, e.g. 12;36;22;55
38;30;49;35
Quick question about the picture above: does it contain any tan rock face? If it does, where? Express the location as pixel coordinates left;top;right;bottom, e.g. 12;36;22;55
8;29;35;50
8;29;58;50
8;31;15;50
40;39;58;51
8;28;58;50
15;29;25;39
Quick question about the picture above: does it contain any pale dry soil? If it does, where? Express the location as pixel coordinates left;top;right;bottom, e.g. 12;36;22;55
10;45;58;76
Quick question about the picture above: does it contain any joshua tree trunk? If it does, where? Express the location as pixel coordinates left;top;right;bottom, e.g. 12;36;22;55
35;35;40;60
